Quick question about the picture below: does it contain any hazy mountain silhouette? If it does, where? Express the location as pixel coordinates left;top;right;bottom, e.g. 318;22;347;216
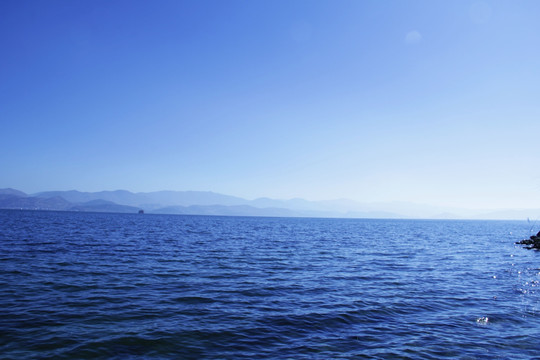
69;200;140;213
1;188;539;220
34;190;247;210
152;205;299;217
0;188;28;197
0;191;72;211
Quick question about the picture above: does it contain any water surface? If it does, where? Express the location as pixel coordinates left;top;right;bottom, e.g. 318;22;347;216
1;210;539;359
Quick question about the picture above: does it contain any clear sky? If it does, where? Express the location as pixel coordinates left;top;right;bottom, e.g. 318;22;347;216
1;0;540;210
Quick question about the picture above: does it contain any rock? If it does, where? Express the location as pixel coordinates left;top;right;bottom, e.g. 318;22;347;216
517;233;540;249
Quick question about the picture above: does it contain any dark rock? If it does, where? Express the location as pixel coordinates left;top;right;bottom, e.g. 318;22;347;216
517;234;540;250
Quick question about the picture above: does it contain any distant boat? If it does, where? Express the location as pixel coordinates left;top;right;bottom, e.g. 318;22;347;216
138;209;144;214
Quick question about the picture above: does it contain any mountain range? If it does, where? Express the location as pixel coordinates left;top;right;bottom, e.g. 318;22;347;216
0;188;538;220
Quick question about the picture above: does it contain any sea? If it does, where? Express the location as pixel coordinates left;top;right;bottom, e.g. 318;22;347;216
1;209;540;359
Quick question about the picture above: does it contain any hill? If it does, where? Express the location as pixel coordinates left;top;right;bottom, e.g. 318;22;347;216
2;188;539;220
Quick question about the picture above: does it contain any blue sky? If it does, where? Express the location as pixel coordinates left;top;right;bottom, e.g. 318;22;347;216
1;0;540;210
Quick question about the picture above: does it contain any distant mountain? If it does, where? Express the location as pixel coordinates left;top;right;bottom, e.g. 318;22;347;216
0;188;28;197
473;209;540;221
29;189;405;217
33;190;247;210
0;193;72;211
2;187;538;220
250;197;320;211
344;210;404;219
1;188;304;216
152;205;299;217
34;190;153;207
0;190;140;213
69;200;141;213
30;189;408;216
140;191;247;207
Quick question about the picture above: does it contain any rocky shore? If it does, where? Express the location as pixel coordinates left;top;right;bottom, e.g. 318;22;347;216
516;231;540;250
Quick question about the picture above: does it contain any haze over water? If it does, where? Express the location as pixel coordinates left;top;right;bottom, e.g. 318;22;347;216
2;210;540;358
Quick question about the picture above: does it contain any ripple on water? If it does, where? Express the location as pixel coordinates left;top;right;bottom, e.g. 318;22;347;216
1;211;539;358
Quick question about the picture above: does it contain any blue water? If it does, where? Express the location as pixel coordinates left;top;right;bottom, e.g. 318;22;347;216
1;210;539;359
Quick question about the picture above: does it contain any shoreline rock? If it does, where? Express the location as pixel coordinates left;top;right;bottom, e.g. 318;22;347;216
516;231;540;250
